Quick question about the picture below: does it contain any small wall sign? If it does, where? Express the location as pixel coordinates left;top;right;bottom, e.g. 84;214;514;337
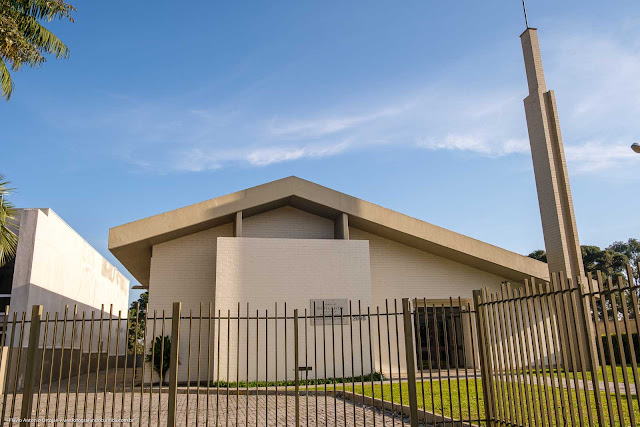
309;299;350;325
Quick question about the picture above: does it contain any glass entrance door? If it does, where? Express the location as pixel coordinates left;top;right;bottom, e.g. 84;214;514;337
415;305;465;369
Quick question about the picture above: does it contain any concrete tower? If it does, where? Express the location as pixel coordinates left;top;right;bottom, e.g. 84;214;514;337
520;28;585;281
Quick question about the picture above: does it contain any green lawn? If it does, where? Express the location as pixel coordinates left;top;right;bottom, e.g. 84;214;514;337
347;378;483;424
348;378;640;426
539;365;637;384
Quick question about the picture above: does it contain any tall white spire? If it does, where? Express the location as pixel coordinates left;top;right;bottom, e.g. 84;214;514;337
520;28;585;281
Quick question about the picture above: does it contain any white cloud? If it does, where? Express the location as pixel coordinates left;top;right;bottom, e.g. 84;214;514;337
564;141;637;173
418;134;529;156
63;21;640;178
170;141;350;171
267;108;403;139
246;141;349;166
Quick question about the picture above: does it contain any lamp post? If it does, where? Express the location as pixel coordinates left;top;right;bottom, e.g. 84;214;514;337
632;143;640;153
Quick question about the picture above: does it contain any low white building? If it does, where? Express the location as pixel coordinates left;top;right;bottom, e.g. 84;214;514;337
1;208;129;321
0;208;130;391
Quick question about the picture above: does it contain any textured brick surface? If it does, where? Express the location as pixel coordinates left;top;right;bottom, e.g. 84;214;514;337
7;392;411;426
215;237;372;382
243;206;334;240
521;29;584;280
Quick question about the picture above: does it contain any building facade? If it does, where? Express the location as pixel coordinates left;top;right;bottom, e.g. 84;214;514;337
1;208;130;319
110;177;548;382
0;208;130;391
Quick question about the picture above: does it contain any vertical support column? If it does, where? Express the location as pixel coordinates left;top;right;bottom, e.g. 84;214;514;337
401;298;419;427
20;305;43;426
473;290;496;426
234;211;243;237
334;213;349;240
294;308;300;427
167;302;181;427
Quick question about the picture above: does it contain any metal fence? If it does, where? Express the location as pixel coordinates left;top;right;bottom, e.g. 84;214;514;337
474;263;640;427
0;263;638;426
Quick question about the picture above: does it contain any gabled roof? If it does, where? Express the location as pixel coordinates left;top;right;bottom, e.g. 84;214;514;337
109;176;549;286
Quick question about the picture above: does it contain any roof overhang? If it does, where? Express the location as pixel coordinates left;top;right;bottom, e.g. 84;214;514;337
109;176;549;287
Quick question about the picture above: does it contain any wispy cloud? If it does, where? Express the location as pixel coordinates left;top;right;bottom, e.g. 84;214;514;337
246;141;350;166
58;21;640;178
267;108;403;139
540;26;640;174
173;141;351;171
418;134;529;157
564;141;637;173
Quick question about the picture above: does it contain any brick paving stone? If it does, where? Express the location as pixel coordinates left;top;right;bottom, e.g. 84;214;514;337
3;391;421;426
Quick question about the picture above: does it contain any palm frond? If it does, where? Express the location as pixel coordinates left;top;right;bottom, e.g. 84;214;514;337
0;174;19;267
0;59;13;101
9;0;75;22
0;223;19;267
17;14;70;59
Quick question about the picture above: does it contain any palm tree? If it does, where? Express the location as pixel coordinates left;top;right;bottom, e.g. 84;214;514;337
0;0;76;100
0;175;19;267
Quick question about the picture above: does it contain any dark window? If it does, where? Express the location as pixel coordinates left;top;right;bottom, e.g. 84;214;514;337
0;257;15;295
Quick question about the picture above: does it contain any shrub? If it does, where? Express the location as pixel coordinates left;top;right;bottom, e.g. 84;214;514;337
600;332;640;365
146;335;171;383
210;371;384;388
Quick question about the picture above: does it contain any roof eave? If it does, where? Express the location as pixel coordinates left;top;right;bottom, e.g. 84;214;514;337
109;176;549;287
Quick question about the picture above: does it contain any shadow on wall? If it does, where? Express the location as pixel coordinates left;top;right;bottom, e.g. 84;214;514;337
8;283;129;320
0;348;142;393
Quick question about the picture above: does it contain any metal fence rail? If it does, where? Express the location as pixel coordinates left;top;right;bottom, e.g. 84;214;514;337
0;263;638;426
474;263;640;427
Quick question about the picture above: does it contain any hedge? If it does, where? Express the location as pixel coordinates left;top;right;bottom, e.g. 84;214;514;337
600;332;640;365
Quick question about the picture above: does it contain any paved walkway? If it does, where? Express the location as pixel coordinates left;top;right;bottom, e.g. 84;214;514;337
541;375;636;395
503;372;637;395
3;392;419;426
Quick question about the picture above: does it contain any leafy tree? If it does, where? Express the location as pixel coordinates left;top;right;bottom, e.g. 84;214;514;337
0;0;76;100
527;241;637;320
527;243;631;280
527;249;547;263
608;239;640;284
127;291;148;354
146;335;171;384
581;245;629;281
0;174;19;267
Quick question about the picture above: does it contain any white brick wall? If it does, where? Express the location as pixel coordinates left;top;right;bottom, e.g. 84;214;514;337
147;223;233;384
349;227;509;306
350;227;510;375
214;237;372;382
148;223;232;314
243;206;333;239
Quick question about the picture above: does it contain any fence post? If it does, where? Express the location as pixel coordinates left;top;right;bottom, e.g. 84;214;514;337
167;302;181;427
473;290;496;426
294;308;300;427
20;305;43;426
401;298;419;427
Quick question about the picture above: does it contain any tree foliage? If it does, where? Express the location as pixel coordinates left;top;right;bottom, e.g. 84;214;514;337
528;239;639;320
0;0;76;100
0;174;19;267
527;240;636;282
527;249;547;263
127;291;148;354
608;238;640;284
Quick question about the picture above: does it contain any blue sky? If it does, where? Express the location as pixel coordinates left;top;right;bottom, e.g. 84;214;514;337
2;1;639;302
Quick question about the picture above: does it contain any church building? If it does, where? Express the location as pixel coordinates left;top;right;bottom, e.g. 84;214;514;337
109;176;547;381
